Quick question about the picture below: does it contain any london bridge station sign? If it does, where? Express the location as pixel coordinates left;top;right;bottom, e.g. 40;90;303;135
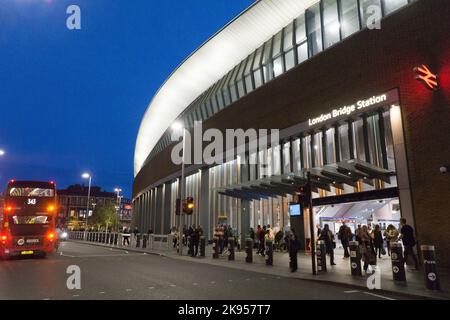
308;90;399;127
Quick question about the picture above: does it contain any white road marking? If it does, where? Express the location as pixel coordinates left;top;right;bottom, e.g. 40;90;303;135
43;298;50;300
98;292;105;295
210;281;216;284
228;280;233;282
246;278;251;281
344;290;360;294
126;289;132;292
72;294;80;297
193;283;198;286
169;284;176;287
148;287;155;290
363;292;396;300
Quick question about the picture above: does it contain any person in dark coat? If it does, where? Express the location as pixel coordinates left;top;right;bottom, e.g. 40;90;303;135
399;218;419;270
319;224;336;265
338;223;352;258
371;224;384;259
258;226;266;256
288;231;299;272
192;226;200;257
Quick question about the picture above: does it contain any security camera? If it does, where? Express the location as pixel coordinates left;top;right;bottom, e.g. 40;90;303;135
440;165;450;174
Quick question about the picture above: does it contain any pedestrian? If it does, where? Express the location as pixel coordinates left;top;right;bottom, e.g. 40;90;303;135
274;228;284;252
319;224;336;265
316;224;322;238
358;225;377;274
383;224;399;256
338;223;352;258
249;227;255;243
170;227;178;248
192;226;200;257
133;227;139;239
258;226;266;256
399;218;419;270
372;224;384;259
122;228;131;246
288;231;299;272
255;225;262;250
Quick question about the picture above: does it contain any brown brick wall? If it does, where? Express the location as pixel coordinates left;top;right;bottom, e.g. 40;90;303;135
134;0;450;267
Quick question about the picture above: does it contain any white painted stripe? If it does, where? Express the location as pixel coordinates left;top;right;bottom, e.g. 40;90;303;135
363;292;396;300
344;290;360;294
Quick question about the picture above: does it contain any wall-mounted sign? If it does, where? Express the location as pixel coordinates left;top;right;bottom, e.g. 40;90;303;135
414;65;439;91
308;93;389;127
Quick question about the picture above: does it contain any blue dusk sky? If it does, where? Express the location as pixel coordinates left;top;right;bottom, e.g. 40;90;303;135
0;0;254;198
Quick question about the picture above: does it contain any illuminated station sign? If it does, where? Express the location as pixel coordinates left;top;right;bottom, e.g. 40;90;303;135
308;93;391;127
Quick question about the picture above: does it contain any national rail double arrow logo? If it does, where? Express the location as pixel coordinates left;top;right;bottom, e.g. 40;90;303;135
414;64;439;91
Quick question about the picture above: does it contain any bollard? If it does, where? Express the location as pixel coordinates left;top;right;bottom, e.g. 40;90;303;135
390;242;406;282
142;234;148;249
265;240;273;266
421;245;440;291
228;237;235;261
212;237;219;259
110;233;114;245
105;233;110;244
114;233;118;246
349;241;362;276
136;234;141;248
317;240;327;273
200;236;206;257
245;238;253;263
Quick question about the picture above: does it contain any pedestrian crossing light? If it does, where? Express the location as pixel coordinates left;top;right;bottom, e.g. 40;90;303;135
183;197;194;215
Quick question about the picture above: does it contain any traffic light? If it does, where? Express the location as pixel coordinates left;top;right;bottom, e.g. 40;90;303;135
297;184;311;205
183;197;194;215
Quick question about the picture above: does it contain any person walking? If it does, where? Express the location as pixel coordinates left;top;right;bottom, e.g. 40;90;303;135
133;227;139;239
399;218;419;270
258;226;266;256
122;228;131;246
358;225;377;274
372;224;384;259
384;224;399;256
288;231;299;272
319;224;336;265
338;223;352;258
192;226;200;257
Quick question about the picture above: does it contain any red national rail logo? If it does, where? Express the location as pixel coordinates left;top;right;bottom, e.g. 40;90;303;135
414;65;439;91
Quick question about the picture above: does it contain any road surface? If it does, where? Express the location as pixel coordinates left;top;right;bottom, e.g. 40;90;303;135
0;241;412;300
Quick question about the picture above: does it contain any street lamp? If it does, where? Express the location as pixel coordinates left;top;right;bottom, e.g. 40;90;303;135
0;149;5;157
172;121;187;256
82;173;92;236
114;188;122;232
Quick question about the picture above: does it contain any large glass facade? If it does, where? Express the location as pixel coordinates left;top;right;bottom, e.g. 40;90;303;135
143;0;412;163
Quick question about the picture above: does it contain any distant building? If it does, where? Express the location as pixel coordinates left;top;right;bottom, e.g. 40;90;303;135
57;184;116;227
119;198;133;226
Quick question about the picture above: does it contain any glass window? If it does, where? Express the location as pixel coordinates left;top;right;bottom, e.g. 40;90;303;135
211;94;219;113
223;88;231;106
352;118;366;161
322;0;341;49
237;79;245;98
273;56;283;77
283;23;294;51
262;40;273;83
272;31;282;58
340;0;360;38
383;0;408;15
216;91;224;110
229;84;238;103
339;122;351;161
326;128;336;165
252;47;262;71
236;59;247;81
9;188;54;197
245;74;254;93
253;69;263;89
302;136;311;169
262;40;272;65
297;43;308;63
306;3;323;56
313;132;323;167
295;14;307;44
359;0;382;29
284;49;295;71
292;138;301;172
383;111;396;171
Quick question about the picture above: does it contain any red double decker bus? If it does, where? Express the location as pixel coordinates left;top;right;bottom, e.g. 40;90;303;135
1;180;58;259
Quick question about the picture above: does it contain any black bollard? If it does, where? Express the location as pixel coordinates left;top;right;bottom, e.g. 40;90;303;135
212;237;219;259
349;241;362;276
142;234;148;249
421;245;440;290
114;233;118;246
390;242;406;282
200;236;206;257
228;237;235;261
245;238;253;263
317;240;327;273
265;240;273;266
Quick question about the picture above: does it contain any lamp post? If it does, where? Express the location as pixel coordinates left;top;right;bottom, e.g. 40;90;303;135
115;188;122;232
82;173;92;239
172;122;187;256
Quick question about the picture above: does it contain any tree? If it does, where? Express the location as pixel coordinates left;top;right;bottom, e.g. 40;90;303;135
89;202;118;231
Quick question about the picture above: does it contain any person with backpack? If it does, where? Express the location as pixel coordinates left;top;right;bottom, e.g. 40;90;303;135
288;231;299;272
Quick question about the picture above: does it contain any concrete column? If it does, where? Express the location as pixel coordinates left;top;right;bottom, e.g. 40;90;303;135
240;153;251;249
155;185;163;234
163;182;172;234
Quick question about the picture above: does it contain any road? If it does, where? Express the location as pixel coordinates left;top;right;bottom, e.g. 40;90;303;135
0;241;412;300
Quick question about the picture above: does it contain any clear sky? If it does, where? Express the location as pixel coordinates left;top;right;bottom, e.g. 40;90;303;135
0;0;254;198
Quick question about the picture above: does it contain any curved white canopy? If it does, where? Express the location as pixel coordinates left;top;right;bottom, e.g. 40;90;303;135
134;0;319;176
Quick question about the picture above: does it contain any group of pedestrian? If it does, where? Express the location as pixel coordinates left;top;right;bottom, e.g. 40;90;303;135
170;225;204;257
251;225;274;256
213;224;234;255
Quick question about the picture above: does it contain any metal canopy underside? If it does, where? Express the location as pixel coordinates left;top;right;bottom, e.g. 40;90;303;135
217;159;395;201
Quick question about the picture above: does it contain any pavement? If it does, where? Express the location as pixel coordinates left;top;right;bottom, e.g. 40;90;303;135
0;241;417;300
67;235;449;300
